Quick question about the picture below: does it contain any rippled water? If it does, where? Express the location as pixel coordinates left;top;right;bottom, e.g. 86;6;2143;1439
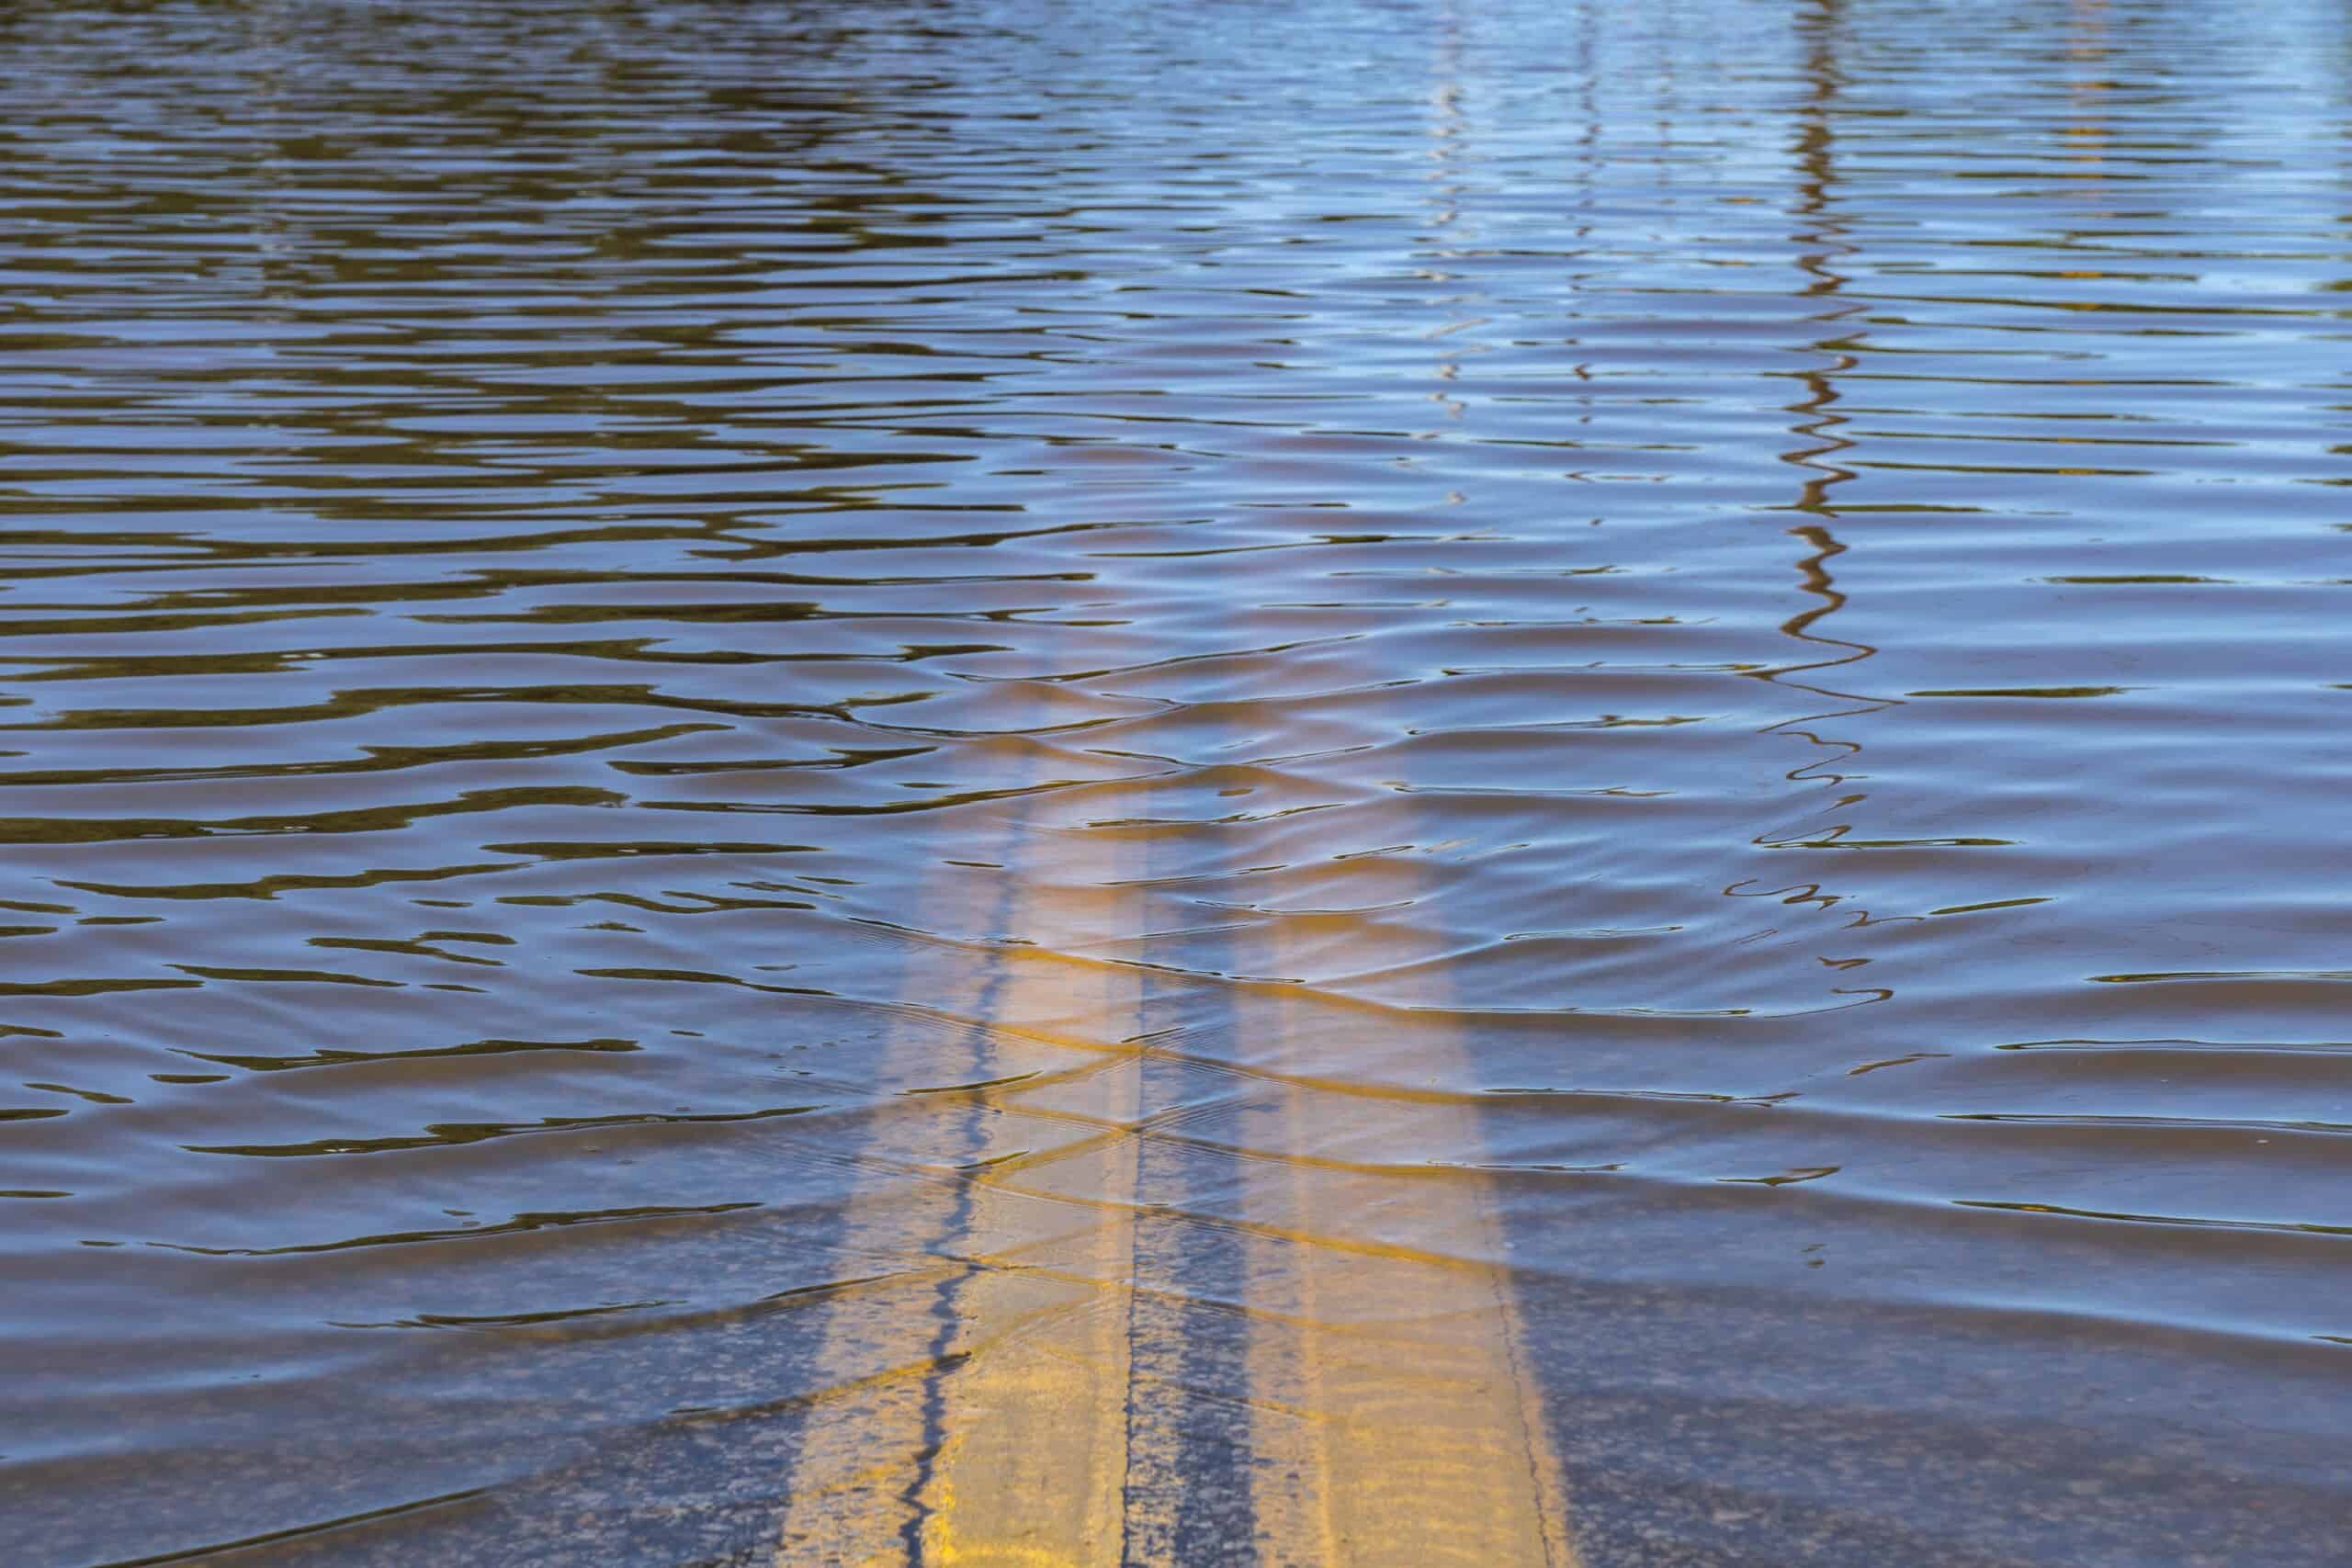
6;0;2352;1562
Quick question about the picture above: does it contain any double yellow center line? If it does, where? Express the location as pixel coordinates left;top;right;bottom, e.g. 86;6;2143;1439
773;787;1578;1566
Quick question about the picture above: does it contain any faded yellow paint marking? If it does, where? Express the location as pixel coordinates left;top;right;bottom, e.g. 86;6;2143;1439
776;814;1146;1567
1240;897;1582;1568
776;824;1577;1564
916;954;1143;1567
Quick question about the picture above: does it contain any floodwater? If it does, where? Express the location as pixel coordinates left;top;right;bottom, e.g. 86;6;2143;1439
4;0;2350;1562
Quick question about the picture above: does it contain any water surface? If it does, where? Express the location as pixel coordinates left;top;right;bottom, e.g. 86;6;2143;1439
4;1;2351;1562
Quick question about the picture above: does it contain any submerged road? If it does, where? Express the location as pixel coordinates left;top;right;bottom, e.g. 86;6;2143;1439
785;6;1577;1555
768;757;1578;1564
12;2;2352;1565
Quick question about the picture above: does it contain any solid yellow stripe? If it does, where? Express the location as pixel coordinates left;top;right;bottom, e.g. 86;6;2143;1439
914;946;1143;1567
776;814;1145;1567
1241;894;1582;1567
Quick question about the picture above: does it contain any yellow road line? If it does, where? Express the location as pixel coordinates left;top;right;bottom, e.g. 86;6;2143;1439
775;812;1145;1566
918;958;1142;1568
776;817;1578;1565
1238;913;1581;1567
